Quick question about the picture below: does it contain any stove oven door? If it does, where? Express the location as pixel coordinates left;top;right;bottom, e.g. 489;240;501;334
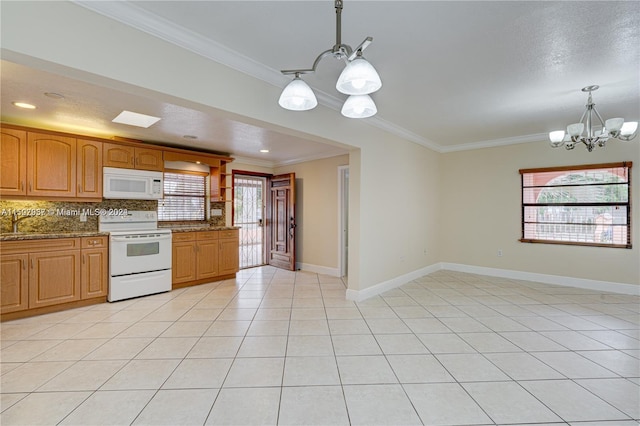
110;232;172;276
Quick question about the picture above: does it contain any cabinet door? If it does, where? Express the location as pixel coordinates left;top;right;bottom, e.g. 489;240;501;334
219;237;239;275
0;128;27;196
29;250;81;308
81;248;108;299
103;143;134;169
27;132;76;197
77;139;103;198
1;254;29;313
197;240;219;279
172;241;197;284
135;148;163;171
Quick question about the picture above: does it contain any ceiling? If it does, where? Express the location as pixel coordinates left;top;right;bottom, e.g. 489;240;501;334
2;1;639;165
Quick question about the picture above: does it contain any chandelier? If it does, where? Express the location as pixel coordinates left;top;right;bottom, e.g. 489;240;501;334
549;85;638;151
278;0;382;118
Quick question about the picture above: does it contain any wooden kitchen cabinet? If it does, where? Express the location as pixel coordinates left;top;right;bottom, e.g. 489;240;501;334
171;230;238;288
196;231;219;280
29;249;81;309
0;237;108;318
77;139;103;199
172;233;197;284
81;236;108;299
27;132;77;197
0;254;29;313
219;229;239;275
103;143;164;171
0;127;27;196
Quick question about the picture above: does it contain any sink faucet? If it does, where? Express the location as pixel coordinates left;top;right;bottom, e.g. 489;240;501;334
11;213;31;233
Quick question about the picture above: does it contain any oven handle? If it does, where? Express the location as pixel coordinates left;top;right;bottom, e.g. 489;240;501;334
111;235;172;242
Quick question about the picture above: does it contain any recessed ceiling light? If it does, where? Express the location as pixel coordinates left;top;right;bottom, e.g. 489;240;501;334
13;102;36;109
260;149;270;153
183;135;198;140
44;92;65;100
112;110;161;128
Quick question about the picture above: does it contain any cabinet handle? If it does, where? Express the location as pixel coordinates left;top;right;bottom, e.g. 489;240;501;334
82;254;85;264
29;182;32;192
30;258;33;269
131;157;135;165
22;259;26;270
78;184;82;193
21;181;24;191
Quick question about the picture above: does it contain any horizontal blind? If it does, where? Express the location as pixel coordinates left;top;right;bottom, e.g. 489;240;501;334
519;162;631;248
158;172;206;221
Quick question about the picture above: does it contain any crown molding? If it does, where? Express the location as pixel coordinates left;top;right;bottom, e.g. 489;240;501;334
439;132;547;153
229;156;276;169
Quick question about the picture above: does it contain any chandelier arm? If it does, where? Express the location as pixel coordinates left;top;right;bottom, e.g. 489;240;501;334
591;107;607;128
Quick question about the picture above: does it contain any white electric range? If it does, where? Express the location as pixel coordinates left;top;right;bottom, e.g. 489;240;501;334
99;211;172;302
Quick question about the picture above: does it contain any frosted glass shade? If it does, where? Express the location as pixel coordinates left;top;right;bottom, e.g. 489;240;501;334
336;57;382;95
621;121;638;136
278;77;317;111
341;95;377;118
605;117;624;133
567;123;584;137
549;130;565;147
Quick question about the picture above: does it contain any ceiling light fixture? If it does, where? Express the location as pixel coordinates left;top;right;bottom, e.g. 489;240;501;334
278;0;381;118
12;102;36;109
549;85;638;151
112;110;161;128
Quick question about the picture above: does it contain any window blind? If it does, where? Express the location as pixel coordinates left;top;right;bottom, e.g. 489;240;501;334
158;171;206;221
519;162;632;248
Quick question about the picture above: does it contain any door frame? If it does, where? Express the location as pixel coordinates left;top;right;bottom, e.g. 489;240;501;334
232;170;270;268
338;165;349;278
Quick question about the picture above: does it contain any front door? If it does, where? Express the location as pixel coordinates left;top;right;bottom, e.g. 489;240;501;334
268;173;296;270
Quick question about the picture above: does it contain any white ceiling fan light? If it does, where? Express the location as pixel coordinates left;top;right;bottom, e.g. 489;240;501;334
278;75;318;111
341;94;377;118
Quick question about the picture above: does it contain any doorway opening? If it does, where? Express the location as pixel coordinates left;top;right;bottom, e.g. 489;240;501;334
233;174;266;269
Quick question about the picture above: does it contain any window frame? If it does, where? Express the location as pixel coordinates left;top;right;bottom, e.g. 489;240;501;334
158;169;209;223
519;162;632;249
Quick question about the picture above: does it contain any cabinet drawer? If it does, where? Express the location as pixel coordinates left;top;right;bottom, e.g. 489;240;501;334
172;232;196;242
218;230;239;239
196;231;218;241
81;236;107;248
1;238;81;254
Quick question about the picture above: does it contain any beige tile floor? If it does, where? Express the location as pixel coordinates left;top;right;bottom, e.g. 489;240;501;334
1;267;639;425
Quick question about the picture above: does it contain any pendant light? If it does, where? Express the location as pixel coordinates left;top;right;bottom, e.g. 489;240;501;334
278;73;318;111
279;0;381;118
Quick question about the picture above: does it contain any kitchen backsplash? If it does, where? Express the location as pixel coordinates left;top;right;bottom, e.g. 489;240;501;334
0;199;227;233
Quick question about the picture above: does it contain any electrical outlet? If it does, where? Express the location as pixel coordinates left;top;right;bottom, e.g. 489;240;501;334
497;249;503;257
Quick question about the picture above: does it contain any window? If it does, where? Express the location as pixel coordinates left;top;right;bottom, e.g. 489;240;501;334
519;162;632;248
158;171;207;221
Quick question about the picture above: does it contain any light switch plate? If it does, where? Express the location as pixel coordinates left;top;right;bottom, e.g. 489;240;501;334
211;209;223;216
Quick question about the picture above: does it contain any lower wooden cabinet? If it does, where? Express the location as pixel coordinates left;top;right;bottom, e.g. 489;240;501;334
0;236;108;315
171;229;238;287
0;254;29;313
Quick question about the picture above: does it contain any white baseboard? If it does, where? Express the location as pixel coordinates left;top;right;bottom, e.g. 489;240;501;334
442;262;640;296
296;262;339;277
344;262;639;301
345;263;441;302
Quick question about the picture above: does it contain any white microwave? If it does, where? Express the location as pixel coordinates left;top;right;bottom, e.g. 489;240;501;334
103;167;163;200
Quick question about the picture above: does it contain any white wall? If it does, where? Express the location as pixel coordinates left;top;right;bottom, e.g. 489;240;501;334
440;139;640;286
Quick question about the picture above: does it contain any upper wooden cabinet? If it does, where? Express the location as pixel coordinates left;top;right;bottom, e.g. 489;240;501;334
27;132;77;197
1;128;27;196
77;139;103;198
103;143;163;171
